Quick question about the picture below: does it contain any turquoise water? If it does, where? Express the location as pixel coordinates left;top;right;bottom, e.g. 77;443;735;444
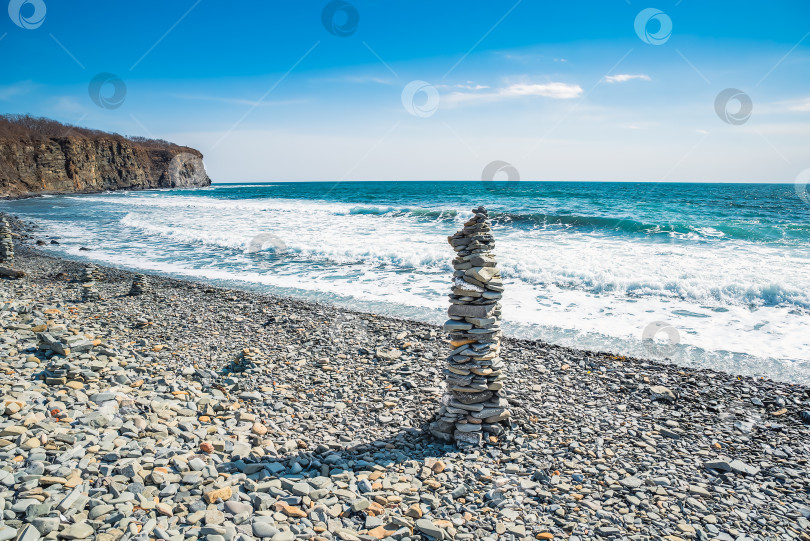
4;181;810;383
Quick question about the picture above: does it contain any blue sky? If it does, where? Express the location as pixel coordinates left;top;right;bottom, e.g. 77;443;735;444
2;0;809;182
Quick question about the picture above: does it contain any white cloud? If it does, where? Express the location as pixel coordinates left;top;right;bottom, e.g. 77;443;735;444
49;96;87;116
786;97;810;112
756;96;810;114
604;74;651;84
503;83;582;98
436;82;490;91
0;81;35;100
444;81;582;106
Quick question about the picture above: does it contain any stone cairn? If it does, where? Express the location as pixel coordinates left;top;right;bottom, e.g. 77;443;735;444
430;206;510;446
222;348;262;374
40;361;100;386
128;274;149;296
0;218;13;263
80;264;101;302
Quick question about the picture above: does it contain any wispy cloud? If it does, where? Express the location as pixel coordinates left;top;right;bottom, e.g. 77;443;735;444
49;96;87;116
604;74;651;84
499;52;544;62
503;83;582;98
620;121;659;130
322;75;396;85
779;96;810;112
0;80;36;100
173;94;308;107
499;52;567;64
444;81;583;106
436;82;490;91
791;99;810;112
756;96;810;114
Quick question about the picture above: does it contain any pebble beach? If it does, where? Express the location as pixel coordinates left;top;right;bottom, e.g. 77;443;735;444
1;215;809;541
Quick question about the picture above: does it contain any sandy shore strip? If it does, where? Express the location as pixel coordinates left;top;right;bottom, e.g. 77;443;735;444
0;217;809;541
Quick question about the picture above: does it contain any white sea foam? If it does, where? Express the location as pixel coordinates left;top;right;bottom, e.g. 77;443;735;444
10;190;810;384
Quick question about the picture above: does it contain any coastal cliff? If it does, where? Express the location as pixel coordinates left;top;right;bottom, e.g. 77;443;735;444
0;115;211;198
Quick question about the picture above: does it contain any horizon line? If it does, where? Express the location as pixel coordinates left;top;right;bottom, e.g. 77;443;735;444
209;179;798;185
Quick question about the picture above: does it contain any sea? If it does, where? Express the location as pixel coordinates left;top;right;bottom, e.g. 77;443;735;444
4;181;809;385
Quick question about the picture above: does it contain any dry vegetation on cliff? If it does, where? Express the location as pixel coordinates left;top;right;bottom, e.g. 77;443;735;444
0;114;199;155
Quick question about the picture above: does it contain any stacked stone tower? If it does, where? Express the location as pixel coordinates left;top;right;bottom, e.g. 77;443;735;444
80;265;101;302
0;218;14;263
430;206;510;445
128;274;149;296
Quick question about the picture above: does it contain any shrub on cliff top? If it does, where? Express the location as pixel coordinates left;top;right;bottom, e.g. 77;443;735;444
0;114;198;155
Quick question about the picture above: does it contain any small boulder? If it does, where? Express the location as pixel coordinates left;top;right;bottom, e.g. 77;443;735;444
650;385;676;403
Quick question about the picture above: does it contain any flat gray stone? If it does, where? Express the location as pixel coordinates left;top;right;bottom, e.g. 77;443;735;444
60;523;94;539
416;518;444;539
14;525;41;541
619;476;644;489
252;522;278;538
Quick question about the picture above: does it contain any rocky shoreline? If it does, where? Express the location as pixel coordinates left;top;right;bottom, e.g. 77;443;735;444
0;218;808;541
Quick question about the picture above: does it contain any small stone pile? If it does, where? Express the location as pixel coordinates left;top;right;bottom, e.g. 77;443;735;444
40;360;100;386
221;348;263;374
80;264;101;302
128;273;149;296
0;218;13;263
80;264;95;281
430;206;510;446
37;331;94;356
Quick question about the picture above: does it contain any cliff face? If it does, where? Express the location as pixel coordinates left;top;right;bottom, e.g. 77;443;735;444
0;135;212;198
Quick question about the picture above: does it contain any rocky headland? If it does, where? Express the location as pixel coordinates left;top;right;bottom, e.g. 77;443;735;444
0;216;808;541
0;115;211;199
